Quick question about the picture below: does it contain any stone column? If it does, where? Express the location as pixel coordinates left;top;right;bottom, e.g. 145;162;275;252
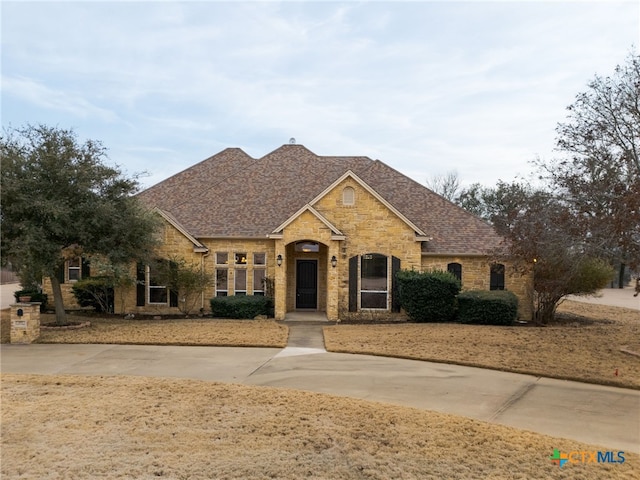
274;241;287;321
326;241;340;321
10;302;41;344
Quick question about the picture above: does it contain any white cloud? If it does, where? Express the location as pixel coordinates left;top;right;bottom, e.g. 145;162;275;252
1;1;638;190
1;75;119;122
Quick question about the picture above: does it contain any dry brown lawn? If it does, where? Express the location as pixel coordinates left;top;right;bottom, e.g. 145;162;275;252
2;374;637;480
324;301;640;389
24;313;288;348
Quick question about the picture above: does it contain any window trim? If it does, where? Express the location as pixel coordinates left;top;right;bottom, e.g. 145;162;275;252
490;263;506;291
360;253;389;310
215;268;228;297
67;257;81;282
234;268;247;295
147;264;169;305
342;186;355;206
253;267;266;295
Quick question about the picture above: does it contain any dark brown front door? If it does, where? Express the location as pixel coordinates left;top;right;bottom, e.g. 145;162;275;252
296;260;317;309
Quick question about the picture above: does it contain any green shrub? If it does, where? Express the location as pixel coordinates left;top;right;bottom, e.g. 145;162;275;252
71;277;114;313
210;295;272;319
457;290;518;325
395;269;460;322
13;289;48;312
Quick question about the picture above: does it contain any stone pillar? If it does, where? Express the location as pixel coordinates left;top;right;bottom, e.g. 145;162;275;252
10;303;41;344
274;241;287;321
326;241;340;321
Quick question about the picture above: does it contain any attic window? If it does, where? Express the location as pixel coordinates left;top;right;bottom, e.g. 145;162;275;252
342;186;355;206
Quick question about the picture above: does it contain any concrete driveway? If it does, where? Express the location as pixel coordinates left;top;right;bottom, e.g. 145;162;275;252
2;342;638;453
2;285;638;453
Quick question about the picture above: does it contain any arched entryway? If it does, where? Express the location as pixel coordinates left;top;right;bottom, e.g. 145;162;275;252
285;240;328;313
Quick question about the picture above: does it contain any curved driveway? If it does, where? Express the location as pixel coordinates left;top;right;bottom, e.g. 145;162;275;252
2;283;638;453
2;337;638;453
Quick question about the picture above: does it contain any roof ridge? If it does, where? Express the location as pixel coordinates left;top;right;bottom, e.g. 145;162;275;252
141;147;256;210
137;147;249;197
368;159;495;229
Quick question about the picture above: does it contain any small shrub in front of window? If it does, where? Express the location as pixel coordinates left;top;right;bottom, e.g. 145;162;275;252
457;290;518;325
395;269;460;322
71;277;115;313
210;295;272;319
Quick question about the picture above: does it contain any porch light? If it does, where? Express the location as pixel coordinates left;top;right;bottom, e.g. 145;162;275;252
331;255;337;268
277;254;283;267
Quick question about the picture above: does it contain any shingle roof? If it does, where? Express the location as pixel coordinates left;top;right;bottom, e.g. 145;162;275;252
137;144;502;254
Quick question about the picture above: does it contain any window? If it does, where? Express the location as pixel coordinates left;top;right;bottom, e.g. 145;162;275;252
342;186;355;205
235;253;247;265
361;253;388;309
295;241;319;253
68;258;81;281
148;262;168;304
216;269;228;296
253;253;266;295
235;269;247;295
253;269;266;295
216;252;228;265
490;263;505;290
447;262;462;283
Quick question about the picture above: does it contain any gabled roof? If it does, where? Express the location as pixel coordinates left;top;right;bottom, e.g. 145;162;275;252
307;170;428;238
271;205;345;240
137;144;502;254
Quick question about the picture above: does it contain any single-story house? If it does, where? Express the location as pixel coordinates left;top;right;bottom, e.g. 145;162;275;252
47;143;533;320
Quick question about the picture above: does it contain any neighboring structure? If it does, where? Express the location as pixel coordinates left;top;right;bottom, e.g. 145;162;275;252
48;144;533;320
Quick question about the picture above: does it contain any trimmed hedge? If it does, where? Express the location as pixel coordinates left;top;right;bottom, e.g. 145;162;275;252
396;269;460;322
457;290;518;325
210;295;273;319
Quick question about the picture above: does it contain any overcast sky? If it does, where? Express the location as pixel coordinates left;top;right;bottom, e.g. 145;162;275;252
2;1;638;190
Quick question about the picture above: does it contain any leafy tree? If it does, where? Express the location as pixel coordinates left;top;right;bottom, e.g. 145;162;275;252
1;125;160;324
151;256;212;315
542;52;640;283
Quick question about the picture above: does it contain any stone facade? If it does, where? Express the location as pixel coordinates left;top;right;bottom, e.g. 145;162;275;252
43;147;535;321
420;255;533;320
10;303;41;344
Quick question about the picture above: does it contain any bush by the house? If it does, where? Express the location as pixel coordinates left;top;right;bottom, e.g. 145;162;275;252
395;269;460;322
457;290;518;325
71;277;114;313
210;295;272;319
13;289;48;312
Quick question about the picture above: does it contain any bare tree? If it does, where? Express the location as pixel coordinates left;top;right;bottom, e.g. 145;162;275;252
542;52;640;283
426;170;461;201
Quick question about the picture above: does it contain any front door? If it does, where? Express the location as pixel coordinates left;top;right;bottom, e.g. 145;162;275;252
296;260;317;309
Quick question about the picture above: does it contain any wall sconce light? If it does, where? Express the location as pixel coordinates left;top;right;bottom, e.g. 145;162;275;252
331;255;337;268
276;254;283;267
